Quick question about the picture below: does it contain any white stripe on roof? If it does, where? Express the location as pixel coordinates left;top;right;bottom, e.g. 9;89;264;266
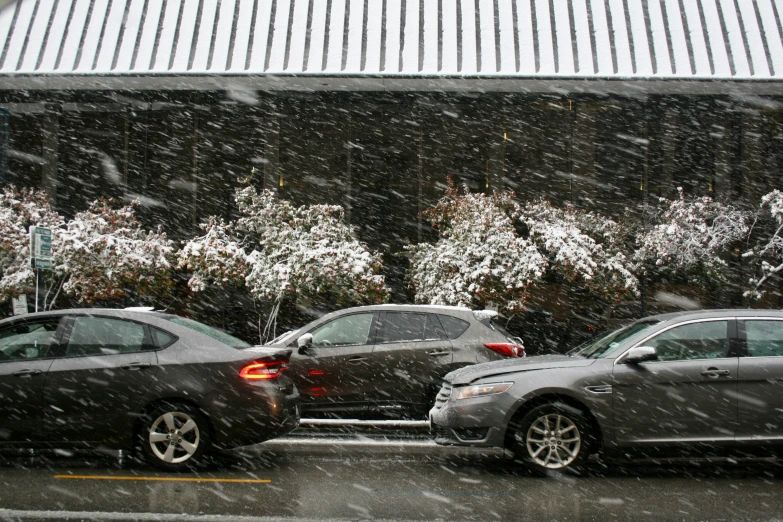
1;0;782;79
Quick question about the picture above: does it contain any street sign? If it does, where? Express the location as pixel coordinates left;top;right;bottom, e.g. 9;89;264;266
29;226;52;269
11;294;27;315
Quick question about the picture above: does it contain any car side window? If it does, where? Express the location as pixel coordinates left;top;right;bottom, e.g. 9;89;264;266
437;314;470;340
150;327;178;349
66;316;147;356
379;313;429;343
424;315;448;341
0;318;61;361
745;320;783;357
310;313;374;347
644;321;729;361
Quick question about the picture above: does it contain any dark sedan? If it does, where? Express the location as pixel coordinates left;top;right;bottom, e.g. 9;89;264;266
0;308;300;470
430;310;783;473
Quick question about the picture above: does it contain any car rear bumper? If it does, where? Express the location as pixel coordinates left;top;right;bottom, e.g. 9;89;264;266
206;385;301;449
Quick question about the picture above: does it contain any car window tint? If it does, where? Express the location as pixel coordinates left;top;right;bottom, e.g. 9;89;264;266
166;317;251;349
745;320;783;357
379;313;428;343
645;321;729;361
437;315;470;340
424;315;448;341
311;313;373;347
67;317;146;356
0;318;60;361
150;327;177;349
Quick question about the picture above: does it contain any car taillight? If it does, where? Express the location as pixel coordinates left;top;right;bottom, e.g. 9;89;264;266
239;360;289;380
483;343;525;358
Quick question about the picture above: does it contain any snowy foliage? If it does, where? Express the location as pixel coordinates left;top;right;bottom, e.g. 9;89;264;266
55;199;175;304
0;186;63;302
177;217;248;292
744;190;783;300
179;183;389;305
408;183;638;313
634;187;749;282
407;184;546;313
518;200;638;299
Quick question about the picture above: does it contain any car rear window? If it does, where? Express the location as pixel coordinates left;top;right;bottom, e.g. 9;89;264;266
437;314;470;340
480;318;517;342
166;317;251;349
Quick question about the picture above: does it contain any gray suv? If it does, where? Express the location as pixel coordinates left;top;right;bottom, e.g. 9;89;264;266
430;310;783;473
269;305;523;418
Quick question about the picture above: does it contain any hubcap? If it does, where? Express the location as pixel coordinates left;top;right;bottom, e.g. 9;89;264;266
149;411;200;464
525;413;581;470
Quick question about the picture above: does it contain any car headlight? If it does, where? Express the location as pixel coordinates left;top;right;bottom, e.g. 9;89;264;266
455;382;513;400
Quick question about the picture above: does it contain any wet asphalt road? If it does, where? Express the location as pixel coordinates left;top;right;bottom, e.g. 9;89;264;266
0;440;783;522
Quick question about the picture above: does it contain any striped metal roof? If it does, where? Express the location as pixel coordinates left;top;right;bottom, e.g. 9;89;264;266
0;0;782;80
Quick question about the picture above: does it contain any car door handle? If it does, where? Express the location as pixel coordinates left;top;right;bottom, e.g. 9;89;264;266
121;362;152;370
347;357;365;364
12;369;42;377
701;368;730;378
426;350;450;357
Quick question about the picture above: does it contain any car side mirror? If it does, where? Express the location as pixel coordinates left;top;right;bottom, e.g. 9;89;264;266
623;346;658;364
297;333;314;354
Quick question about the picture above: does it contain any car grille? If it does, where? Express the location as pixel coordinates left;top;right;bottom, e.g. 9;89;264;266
433;383;452;410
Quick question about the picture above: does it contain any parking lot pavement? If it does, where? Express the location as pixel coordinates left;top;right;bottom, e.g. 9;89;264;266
1;435;782;522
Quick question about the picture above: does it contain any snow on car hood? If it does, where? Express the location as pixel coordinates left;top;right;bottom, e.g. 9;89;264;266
445;355;596;385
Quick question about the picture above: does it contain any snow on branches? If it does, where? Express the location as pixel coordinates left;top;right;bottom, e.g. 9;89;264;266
177;217;248;292
0;186;63;302
179;183;389;305
55;199;175;304
634;187;749;282
518;200;638;300
744;190;783;300
408;182;638;313
407;184;546;312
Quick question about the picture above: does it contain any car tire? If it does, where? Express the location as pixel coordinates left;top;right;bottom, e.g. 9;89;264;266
139;402;212;471
509;402;593;475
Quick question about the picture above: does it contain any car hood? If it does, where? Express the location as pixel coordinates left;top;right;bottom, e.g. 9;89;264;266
445;355;596;385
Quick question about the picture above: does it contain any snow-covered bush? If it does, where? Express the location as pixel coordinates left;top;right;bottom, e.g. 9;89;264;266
518;200;638;300
179;182;389;340
177;217;248;292
54;198;175;304
408;183;638;313
634;187;749;284
235;186;389;305
744;190;783;300
0;186;63;302
406;185;546;312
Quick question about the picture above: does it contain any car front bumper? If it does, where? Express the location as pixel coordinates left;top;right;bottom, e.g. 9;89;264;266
428;383;515;449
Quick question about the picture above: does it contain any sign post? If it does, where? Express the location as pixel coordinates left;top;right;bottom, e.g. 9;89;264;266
29;226;53;313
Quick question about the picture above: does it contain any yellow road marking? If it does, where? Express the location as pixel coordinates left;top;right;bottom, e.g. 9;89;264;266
54;475;271;484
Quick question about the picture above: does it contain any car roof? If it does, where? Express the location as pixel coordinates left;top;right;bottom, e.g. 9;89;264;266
643;309;783;324
0;308;174;325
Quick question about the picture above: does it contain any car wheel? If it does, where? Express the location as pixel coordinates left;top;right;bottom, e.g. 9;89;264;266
510;403;592;474
139;402;211;471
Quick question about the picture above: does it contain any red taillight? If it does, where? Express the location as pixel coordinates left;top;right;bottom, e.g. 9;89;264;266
483;343;525;358
240;360;289;380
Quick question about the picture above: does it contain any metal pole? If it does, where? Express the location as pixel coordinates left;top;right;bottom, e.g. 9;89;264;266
35;268;39;313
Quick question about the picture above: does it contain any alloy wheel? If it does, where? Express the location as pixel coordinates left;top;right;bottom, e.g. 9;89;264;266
148;411;200;464
525;413;582;470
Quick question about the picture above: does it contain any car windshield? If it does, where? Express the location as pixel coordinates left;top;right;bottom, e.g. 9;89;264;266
166;317;251;349
570;321;660;359
268;329;300;346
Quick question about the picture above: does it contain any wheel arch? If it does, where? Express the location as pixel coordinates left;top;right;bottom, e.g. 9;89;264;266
503;392;605;454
